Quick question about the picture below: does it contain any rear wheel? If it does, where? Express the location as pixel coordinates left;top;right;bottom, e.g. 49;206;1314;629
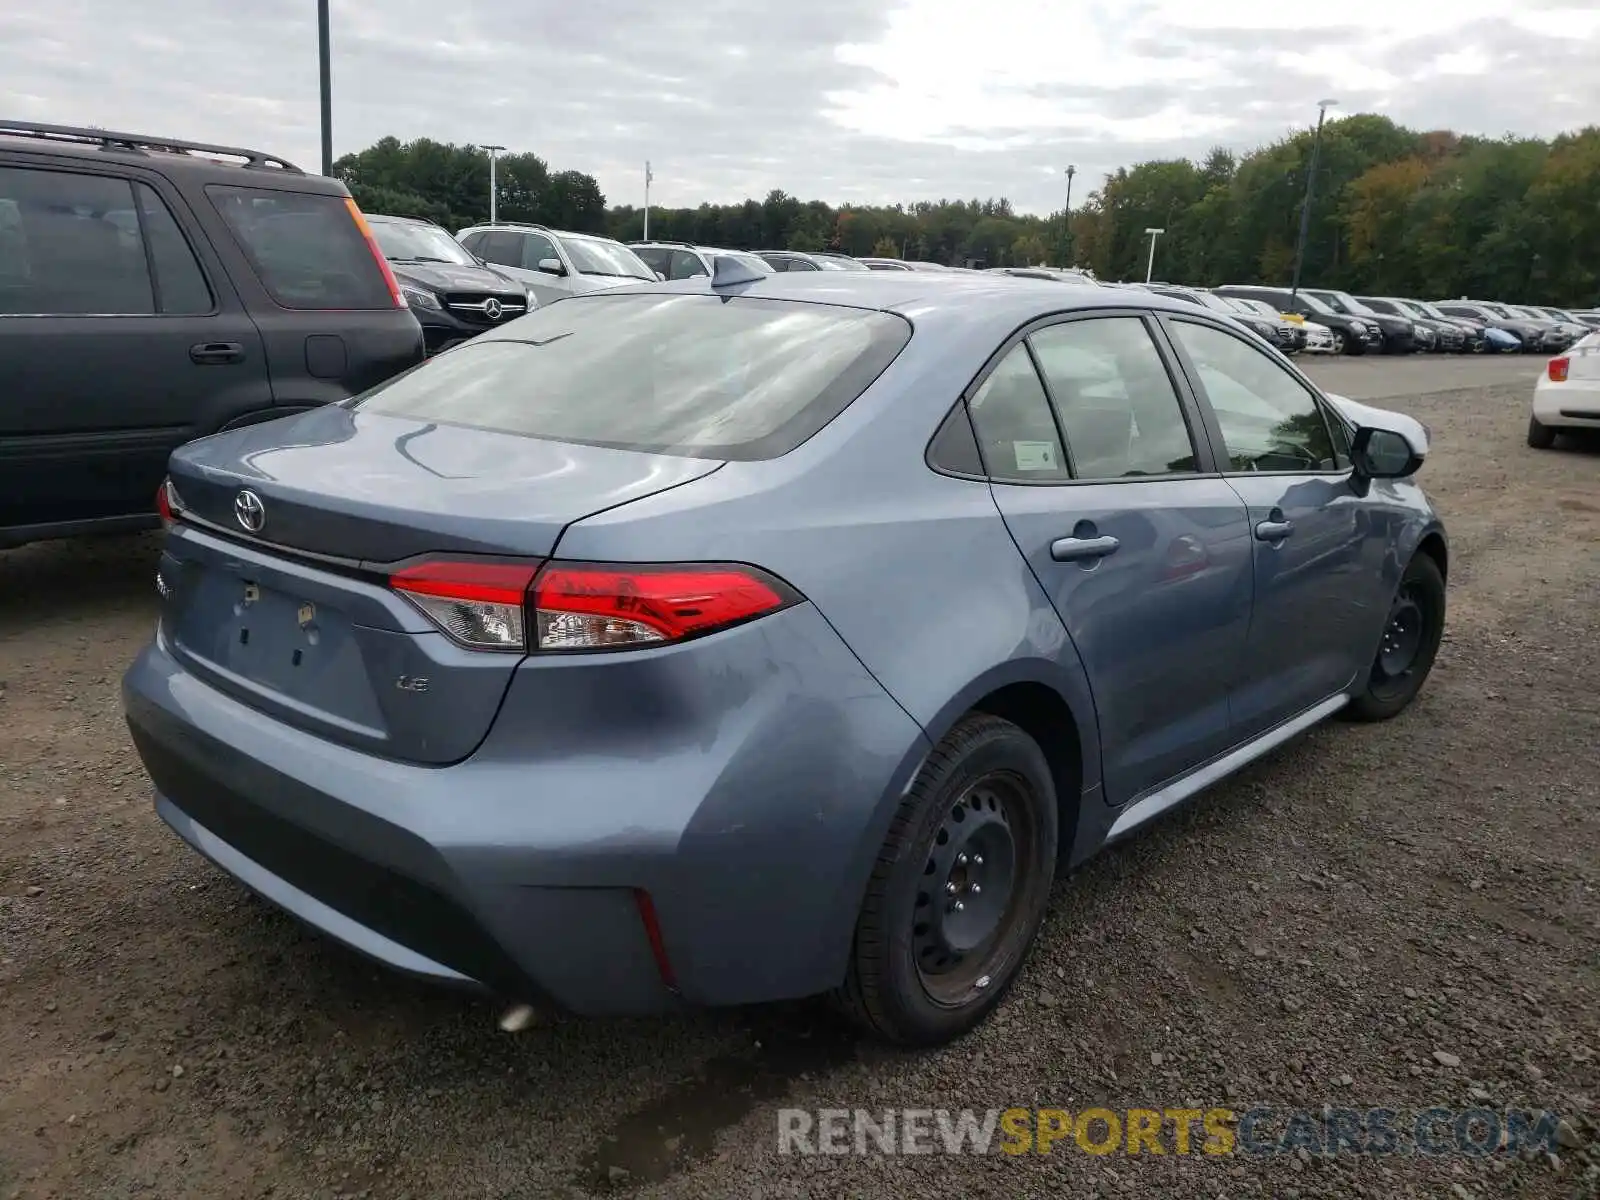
1527;416;1557;449
1330;329;1348;355
1344;553;1446;722
834;714;1058;1046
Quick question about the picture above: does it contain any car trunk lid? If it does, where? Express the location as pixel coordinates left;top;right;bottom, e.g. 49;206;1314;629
158;407;723;764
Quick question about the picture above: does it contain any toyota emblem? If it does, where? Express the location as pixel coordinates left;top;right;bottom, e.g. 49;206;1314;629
234;489;266;533
483;297;503;320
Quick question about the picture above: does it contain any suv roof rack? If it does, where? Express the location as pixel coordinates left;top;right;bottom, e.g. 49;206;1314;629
0;120;303;172
630;239;694;248
474;220;554;233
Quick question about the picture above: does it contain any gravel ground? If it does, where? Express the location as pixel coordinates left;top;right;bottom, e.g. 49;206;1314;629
1;356;1596;1200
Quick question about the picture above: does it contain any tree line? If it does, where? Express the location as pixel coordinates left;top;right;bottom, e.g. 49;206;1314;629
336;115;1599;306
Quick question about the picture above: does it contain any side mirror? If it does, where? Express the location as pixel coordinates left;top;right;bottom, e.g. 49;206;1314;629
654;270;667;281
537;258;566;276
1350;425;1422;482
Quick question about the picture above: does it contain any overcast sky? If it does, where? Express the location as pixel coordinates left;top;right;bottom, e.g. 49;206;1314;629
4;0;1597;214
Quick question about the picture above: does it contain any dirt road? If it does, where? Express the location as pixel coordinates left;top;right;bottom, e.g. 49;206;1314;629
1;358;1595;1199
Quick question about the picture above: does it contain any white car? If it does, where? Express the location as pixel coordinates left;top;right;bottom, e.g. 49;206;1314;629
1529;331;1600;448
1299;320;1339;353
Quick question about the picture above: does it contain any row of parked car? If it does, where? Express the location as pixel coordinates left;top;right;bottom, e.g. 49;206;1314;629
2;116;1590;551
381;217;1600;365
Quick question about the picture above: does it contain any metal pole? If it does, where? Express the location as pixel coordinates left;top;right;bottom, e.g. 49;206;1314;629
1290;100;1336;303
1144;228;1163;283
1063;164;1076;266
643;161;652;240
317;0;332;176
482;145;505;225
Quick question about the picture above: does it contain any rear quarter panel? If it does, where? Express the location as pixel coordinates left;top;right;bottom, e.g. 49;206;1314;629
552;314;1105;963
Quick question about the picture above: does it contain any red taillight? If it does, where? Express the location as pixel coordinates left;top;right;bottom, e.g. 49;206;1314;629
155;477;182;527
390;560;540;652
345;197;407;310
389;559;797;653
531;562;796;650
1549;357;1570;382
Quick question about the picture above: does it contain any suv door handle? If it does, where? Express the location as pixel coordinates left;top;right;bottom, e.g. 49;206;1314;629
190;341;245;365
1255;519;1295;542
1051;534;1120;562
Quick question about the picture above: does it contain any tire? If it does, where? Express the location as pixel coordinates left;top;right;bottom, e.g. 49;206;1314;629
833;713;1059;1046
1330;329;1348;355
1343;553;1446;722
1527;416;1557;449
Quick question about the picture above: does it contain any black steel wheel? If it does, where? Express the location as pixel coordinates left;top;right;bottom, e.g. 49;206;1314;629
834;713;1059;1045
1344;552;1446;722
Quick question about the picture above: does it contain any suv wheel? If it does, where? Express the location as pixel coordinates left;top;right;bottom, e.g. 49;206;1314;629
1527;416;1557;449
834;714;1058;1046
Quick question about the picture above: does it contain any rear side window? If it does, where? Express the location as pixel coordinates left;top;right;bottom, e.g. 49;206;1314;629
0;167;153;314
353;293;911;460
966;344;1070;482
208;186;390;309
135;184;213;314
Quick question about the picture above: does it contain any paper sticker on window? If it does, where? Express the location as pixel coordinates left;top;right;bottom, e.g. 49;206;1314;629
1013;440;1059;472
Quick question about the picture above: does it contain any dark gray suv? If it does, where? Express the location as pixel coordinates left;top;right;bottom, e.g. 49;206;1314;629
0;121;425;548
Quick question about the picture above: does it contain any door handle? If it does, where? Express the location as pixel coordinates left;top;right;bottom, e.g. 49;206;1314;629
1050;534;1121;562
1255;519;1295;542
190;341;245;365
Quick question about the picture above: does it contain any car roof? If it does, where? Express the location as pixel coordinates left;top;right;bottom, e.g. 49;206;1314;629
552;269;1218;334
0;121;347;194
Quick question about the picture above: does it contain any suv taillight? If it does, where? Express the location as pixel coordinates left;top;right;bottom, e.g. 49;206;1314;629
1549;357;1570;383
344;198;407;310
389;560;799;652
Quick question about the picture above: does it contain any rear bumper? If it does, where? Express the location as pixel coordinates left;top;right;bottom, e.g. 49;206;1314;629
1533;379;1600;427
123;604;928;1014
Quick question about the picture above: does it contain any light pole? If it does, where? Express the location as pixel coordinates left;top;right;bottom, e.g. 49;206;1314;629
1063;164;1076;266
1144;227;1164;283
643;160;653;240
482;144;505;224
317;0;332;176
1289;98;1338;304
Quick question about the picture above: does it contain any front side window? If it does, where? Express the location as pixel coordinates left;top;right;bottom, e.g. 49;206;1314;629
558;236;654;280
1029;317;1199;478
209;185;391;309
518;232;560;271
1169;320;1338;473
353;293;911;461
632;246;671;278
0;167;154;315
668;249;708;279
965;344;1069;482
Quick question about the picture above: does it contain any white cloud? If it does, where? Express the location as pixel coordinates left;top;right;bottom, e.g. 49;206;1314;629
1;0;1595;216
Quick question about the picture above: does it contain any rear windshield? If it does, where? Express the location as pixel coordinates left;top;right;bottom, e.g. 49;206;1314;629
208;186;391;309
351;292;912;460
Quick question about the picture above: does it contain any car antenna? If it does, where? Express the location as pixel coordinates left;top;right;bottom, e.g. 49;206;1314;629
710;254;765;290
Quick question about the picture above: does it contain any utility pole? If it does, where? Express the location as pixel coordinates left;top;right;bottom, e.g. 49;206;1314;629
317;0;332;175
483;145;505;224
643;161;653;240
1144;227;1164;283
1063;164;1076;266
1290;99;1338;304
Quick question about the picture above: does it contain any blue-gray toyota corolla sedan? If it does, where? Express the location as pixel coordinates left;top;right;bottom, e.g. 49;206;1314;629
124;265;1447;1046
